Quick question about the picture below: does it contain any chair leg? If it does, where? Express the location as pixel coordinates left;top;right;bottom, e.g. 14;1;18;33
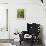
20;41;21;45
30;41;34;46
30;39;34;46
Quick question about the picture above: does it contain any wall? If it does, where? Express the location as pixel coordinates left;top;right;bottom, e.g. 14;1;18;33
0;0;8;3
8;0;46;46
9;0;46;44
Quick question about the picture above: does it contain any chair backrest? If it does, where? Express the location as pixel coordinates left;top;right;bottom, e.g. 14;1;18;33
27;23;40;35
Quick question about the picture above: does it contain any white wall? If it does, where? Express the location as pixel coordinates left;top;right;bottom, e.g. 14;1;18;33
0;0;8;3
9;0;44;39
9;0;46;46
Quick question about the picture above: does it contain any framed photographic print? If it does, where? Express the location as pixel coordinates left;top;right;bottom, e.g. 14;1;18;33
17;9;24;18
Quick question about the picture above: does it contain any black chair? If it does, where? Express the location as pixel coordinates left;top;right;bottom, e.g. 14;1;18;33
19;23;40;46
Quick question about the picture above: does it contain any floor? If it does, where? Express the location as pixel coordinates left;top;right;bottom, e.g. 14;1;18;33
0;41;43;46
0;43;13;46
0;39;43;46
19;41;43;46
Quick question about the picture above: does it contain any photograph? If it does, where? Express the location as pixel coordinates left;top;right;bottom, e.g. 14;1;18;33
17;9;24;18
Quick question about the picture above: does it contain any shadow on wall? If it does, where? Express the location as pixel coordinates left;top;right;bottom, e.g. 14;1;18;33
40;25;45;46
